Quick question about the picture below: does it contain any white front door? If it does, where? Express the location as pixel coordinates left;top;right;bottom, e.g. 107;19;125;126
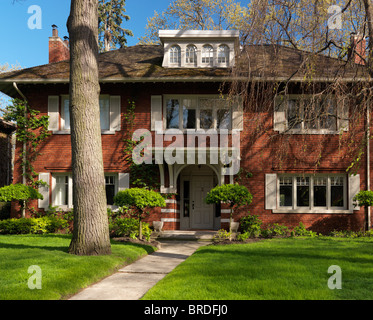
190;176;214;229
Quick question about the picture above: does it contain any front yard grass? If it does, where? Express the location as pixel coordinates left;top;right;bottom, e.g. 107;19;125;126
142;237;373;300
0;234;156;300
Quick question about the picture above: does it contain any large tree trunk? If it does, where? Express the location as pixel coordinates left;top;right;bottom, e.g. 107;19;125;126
67;0;111;256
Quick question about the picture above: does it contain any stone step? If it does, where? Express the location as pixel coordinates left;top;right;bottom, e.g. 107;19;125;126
153;230;217;240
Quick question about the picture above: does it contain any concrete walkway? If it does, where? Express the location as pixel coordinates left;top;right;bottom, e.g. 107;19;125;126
69;240;210;300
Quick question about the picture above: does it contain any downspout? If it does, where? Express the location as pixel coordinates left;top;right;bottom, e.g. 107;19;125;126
12;82;27;218
367;99;371;231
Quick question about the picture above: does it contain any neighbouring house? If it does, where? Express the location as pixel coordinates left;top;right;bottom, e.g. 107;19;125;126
0;26;372;233
0;117;15;188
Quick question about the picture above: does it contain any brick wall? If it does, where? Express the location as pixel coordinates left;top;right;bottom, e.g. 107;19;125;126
11;82;372;233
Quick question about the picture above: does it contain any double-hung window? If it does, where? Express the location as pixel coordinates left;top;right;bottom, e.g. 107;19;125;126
278;174;346;211
165;96;232;130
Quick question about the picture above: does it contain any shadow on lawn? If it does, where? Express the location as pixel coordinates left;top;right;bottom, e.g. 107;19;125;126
0;234;157;255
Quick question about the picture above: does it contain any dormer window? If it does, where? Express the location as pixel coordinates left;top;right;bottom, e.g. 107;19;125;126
202;45;214;64
186;45;197;65
218;45;229;65
159;30;239;68
170;45;181;65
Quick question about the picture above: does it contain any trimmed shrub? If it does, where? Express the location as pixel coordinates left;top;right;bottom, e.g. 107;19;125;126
110;217;152;241
0;217;68;235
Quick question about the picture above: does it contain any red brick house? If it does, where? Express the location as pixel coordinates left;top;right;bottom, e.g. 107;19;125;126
0;28;371;233
0;117;15;188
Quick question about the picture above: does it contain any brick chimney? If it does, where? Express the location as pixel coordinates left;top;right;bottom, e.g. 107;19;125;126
349;33;366;65
49;25;70;63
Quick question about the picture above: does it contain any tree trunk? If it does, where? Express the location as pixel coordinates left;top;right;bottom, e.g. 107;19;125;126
67;0;111;256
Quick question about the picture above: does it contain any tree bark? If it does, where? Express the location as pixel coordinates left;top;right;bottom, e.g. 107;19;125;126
67;0;111;255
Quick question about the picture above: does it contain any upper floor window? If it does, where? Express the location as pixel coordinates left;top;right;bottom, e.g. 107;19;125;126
165;96;231;130
218;45;229;64
274;95;348;134
62;96;111;131
48;94;121;134
186;45;197;65
169;45;181;65
202;45;214;64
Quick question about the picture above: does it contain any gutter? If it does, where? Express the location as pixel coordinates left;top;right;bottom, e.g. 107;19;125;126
12;82;27;218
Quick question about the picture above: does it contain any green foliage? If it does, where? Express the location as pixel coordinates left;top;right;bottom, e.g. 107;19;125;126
213;229;232;241
114;188;166;214
239;214;262;237
0;216;68;235
98;0;133;52
261;223;290;238
0;184;43;203
293;222;317;237
353;190;373;208
114;188;165;240
110;217;152;241
3;99;50;187
205;184;253;209
237;231;250;241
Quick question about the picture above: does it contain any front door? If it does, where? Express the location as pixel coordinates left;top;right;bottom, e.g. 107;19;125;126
190;176;214;229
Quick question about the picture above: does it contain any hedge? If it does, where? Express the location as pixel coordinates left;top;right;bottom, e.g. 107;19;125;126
0;217;68;235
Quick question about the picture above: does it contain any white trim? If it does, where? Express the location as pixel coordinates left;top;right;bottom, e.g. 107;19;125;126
165;199;177;204
161;218;180;222
221;219;230;223
161;208;180;213
221;209;231;214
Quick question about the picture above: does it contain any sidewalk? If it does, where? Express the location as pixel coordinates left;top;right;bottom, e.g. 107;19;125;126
69;240;210;300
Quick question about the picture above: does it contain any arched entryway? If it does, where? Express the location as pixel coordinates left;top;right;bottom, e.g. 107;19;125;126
178;164;220;230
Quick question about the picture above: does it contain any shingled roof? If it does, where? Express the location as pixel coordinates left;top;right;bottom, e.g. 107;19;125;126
0;43;369;97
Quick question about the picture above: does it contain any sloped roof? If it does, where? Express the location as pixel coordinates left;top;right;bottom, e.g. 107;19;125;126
0;44;369;97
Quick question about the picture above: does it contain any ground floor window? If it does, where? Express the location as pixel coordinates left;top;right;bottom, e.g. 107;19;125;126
52;173;118;209
278;174;346;211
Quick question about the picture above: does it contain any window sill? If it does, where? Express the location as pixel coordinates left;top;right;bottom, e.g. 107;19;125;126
275;129;345;135
273;209;354;214
52;130;116;135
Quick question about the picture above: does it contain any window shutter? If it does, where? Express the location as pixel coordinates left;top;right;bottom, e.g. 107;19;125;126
273;98;286;132
38;173;50;210
265;173;277;210
48;96;59;131
232;97;243;130
110;96;121;132
151;95;162;131
348;174;360;210
337;101;349;132
118;173;129;191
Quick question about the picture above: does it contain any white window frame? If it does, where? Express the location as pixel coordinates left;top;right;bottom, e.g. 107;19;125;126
169;45;181;66
202;45;214;65
59;95;115;134
274;94;342;134
163;95;232;131
217;44;229;65
275;174;348;213
51;173;73;210
51;173;119;210
186;44;197;65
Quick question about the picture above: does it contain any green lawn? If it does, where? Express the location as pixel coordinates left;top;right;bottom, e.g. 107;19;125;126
0;234;156;300
142;237;373;300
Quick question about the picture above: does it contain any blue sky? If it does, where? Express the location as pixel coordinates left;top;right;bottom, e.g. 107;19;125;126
0;0;172;69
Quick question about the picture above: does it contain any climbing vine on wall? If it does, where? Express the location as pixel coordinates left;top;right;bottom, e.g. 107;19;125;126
123;99;160;190
3;98;50;187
